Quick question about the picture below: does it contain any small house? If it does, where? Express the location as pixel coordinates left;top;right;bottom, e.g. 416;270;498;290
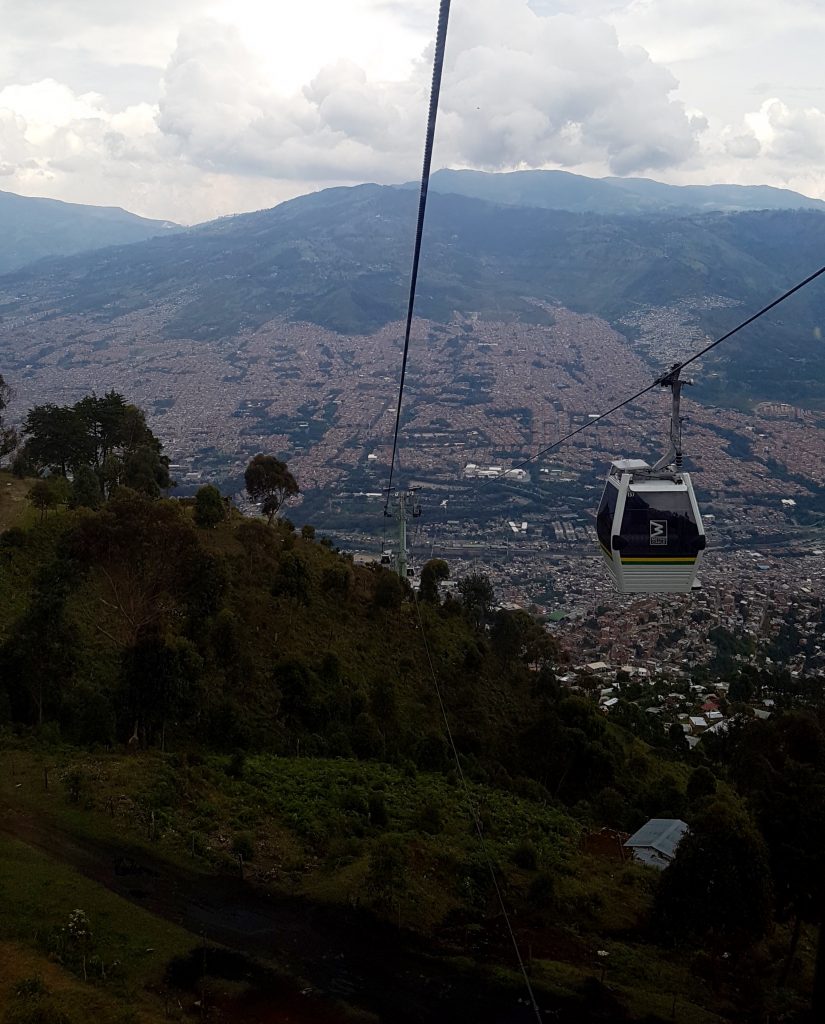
624;818;688;870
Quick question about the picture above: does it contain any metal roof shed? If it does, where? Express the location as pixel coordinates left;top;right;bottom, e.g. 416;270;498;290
624;818;688;870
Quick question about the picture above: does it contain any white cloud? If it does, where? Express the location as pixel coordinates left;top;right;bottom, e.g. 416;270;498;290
0;0;824;220
747;98;825;162
154;3;699;188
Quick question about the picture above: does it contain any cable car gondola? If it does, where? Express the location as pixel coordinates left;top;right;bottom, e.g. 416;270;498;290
596;365;706;594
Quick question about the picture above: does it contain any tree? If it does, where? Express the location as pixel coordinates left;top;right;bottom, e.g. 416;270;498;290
121;628;203;748
419;558;449;603
272;551;311;605
22;404;90;476
0;373;17;461
0;559;78;725
194;484;226;528
686;765;717;805
28;478;66;520
69;493;201;648
118;444;171;497
69;464;102;509
457;572;495;628
668;721;689;753
490;608;534;662
244;454;299;524
728;712;825;1000
372;570;403;610
22;393;170;498
655;797;773;952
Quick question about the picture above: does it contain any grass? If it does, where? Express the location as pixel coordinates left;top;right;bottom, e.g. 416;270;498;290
0;834;195;1024
0;472;33;533
0;746;756;1023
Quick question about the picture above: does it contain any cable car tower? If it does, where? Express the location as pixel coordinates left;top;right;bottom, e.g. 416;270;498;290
596;364;706;594
383;487;422;581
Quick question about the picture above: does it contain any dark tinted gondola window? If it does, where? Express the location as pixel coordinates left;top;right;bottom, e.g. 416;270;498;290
619;489;700;557
596;481;618;552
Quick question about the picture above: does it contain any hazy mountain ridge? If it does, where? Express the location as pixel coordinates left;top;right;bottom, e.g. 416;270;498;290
419;168;825;216
0;188;181;275
2;183;825;405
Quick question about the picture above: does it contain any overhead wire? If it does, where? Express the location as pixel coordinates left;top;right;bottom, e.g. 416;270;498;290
377;7;825;1017
384;0;451;511
380;3;543;1016
508;262;825;473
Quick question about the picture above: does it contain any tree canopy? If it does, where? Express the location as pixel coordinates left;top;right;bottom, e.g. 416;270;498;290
21;391;170;497
0;373;17;460
655;796;774;951
244;454;299;524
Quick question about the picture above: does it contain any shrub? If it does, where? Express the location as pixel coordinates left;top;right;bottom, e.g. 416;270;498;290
231;832;255;862
528;871;556;908
512;838;538;870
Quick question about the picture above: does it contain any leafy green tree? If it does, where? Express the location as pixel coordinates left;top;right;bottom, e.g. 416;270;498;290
69;493;201;648
655;797;773;951
22;403;90;476
727;673;753;703
686;765;717;805
244;454;299;524
372;570;404;610
490;608;533;662
121;629;203;748
0;561;78;725
457;572;494;628
22;393;170;497
118;444;171;497
668;721;689;753
419;558;449;603
272;551;311;605
728;712;825;998
194;484;226;528
0;373;17;461
69;464;102;509
28;478;67;520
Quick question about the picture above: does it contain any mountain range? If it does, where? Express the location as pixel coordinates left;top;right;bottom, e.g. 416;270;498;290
418;168;825;216
2;175;825;407
0;188;179;275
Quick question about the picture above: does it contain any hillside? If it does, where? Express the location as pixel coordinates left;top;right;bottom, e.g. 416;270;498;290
2;184;825;406
0;188;180;274
420;168;825;216
0;456;823;1021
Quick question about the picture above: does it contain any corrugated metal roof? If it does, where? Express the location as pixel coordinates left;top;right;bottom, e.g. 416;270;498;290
624;818;688;860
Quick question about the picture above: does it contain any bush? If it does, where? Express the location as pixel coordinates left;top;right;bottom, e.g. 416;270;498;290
512;838;538;870
13;978;47;999
231;832;255;862
226;750;246;780
194;485;226;528
528;871;556;908
368;793;389;828
415;796;443;836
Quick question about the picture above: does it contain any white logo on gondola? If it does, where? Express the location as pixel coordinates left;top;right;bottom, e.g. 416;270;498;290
650;520;667;545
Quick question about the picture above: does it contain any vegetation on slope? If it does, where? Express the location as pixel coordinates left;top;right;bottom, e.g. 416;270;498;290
0;394;823;1021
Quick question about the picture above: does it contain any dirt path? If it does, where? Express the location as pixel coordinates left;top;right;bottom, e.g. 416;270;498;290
0;806;542;1024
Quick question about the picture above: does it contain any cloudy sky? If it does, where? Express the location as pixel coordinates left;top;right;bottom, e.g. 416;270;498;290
2;0;825;224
